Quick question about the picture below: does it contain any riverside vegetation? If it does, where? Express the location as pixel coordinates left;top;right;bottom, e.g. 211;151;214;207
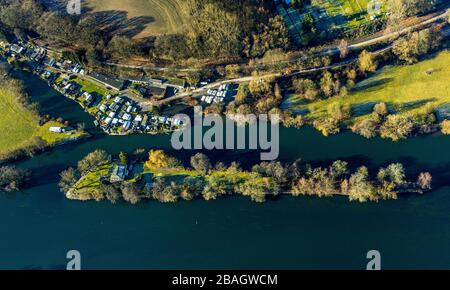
0;166;30;192
60;149;433;204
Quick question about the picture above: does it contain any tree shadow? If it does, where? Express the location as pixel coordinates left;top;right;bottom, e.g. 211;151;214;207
353;77;393;93
307;154;374;172
346;11;367;23
351;101;378;116
397;98;436;112
79;9;155;39
435;104;450;121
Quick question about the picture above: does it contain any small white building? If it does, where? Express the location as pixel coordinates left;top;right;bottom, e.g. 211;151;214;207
10;44;24;54
49;127;64;133
123;121;132;130
123;113;132;121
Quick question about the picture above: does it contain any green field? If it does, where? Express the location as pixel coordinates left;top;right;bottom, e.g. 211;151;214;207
67;161;114;201
308;0;381;32
0;82;85;159
312;0;377;29
85;0;191;38
287;50;450;121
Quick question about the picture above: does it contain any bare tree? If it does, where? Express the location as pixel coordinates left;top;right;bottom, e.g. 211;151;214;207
417;172;432;190
337;39;349;59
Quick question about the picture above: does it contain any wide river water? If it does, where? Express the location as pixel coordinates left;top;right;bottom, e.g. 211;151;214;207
1;69;450;269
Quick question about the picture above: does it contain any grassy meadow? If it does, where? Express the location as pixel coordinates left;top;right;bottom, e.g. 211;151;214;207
0;81;86;160
288;49;450;122
311;0;377;29
85;0;191;38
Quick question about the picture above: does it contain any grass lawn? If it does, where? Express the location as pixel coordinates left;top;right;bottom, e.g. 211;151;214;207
76;162;114;189
85;0;191;38
288;50;450;122
69;162;114;201
311;0;380;30
0;83;86;159
74;77;111;96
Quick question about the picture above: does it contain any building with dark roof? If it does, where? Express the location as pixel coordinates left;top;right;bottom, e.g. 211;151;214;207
88;72;125;91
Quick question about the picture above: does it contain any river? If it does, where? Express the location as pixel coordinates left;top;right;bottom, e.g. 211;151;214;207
1;69;450;269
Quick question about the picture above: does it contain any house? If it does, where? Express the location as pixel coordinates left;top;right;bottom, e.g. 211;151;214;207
49;127;64;133
134;115;143;124
114;96;124;104
44;58;56;67
88;72;125;91
158;116;167;124
147;85;167;98
83;92;93;100
104;117;113;125
110;165;128;183
122;113;132;121
109;102;120;112
123;121;132;130
10;44;25;54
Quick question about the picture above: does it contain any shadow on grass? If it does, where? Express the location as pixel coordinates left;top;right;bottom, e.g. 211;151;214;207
81;9;155;39
351;101;378;117
395;98;436;113
353;77;393;93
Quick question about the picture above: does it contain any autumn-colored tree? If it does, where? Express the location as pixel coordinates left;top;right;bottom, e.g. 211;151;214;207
358;50;377;73
440;120;450;135
380;115;414;141
327;103;351;122
145;150;181;169
320;71;334;97
190;153;212;174
292;78;319;101
348;167;378;202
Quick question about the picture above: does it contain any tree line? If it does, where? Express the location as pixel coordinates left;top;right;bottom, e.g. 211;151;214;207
59;149;434;204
